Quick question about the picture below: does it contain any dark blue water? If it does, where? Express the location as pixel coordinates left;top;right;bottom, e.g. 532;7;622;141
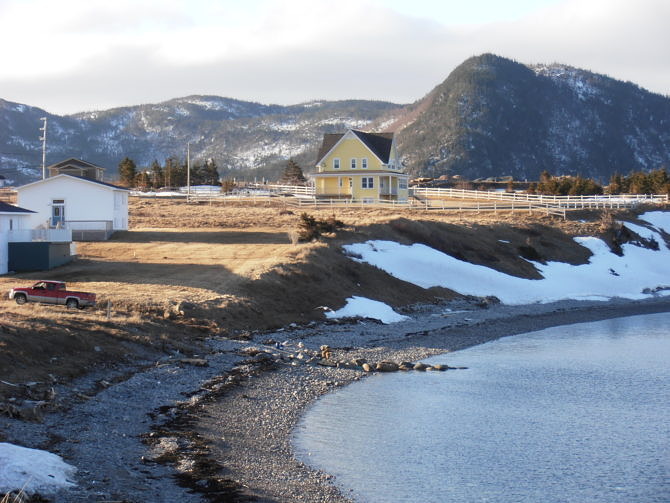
294;313;670;503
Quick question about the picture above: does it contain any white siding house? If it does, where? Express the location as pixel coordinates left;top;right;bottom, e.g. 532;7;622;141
0;202;34;274
17;174;129;240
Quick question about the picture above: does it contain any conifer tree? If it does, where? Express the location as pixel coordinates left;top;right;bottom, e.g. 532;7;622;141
118;157;137;186
279;159;307;185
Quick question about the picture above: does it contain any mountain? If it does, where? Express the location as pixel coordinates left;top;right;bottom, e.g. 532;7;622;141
2;54;669;186
0;97;401;185
391;54;670;182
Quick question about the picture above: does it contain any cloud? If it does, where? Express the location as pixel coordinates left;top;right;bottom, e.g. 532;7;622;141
0;0;667;114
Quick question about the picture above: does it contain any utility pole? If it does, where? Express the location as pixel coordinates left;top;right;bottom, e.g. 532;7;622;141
39;117;47;179
187;142;191;201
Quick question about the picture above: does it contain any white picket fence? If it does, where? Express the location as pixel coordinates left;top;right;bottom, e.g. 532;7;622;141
410;187;668;209
133;183;668;217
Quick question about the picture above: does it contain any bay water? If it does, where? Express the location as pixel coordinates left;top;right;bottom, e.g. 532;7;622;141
294;312;670;502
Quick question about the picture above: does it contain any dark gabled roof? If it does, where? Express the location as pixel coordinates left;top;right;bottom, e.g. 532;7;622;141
0;201;34;213
351;130;394;163
316;134;344;165
66;174;129;191
46;157;105;171
315;130;395;165
18;174;129;191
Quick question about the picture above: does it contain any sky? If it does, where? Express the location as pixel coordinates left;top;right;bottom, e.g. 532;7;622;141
0;0;668;115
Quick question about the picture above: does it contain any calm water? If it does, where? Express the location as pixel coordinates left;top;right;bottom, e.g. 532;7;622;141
294;313;670;503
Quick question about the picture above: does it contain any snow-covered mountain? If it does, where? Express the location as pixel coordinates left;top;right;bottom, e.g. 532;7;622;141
390;54;670;181
2;54;669;186
0;96;400;185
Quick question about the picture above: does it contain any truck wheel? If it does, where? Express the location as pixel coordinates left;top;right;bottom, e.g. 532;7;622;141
66;298;79;310
14;294;27;305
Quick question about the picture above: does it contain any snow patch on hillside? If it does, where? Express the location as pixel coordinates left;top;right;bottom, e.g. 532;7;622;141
340;213;670;306
531;63;601;101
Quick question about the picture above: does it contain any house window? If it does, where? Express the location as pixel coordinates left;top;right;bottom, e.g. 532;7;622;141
362;158;368;169
333;158;340;169
9;219;13;230
351;158;357;169
361;177;374;189
399;179;408;189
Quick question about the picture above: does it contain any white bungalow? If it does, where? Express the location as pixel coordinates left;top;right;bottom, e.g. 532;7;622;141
17;174;129;240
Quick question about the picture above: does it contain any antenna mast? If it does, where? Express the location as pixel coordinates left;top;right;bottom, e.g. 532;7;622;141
39;117;47;179
187;143;191;201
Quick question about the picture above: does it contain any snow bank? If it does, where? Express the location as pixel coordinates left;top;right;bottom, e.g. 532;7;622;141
342;213;670;305
326;296;409;324
0;443;77;495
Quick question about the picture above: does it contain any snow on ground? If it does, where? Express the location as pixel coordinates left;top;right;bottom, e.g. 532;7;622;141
326;296;409;324
0;443;76;495
340;212;670;306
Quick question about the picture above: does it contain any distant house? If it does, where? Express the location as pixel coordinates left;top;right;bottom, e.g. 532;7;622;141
17;173;129;240
311;129;409;201
47;158;105;181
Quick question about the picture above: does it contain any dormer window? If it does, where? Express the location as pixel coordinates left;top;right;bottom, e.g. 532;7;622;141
351;158;357;169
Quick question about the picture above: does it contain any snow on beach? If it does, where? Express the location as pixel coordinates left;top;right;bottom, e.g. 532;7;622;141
325;296;409;324
335;212;670;308
0;442;76;496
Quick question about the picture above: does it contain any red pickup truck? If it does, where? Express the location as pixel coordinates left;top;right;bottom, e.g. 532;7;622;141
9;280;96;309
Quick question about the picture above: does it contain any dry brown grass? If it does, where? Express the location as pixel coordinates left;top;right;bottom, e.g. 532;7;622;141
0;197;657;399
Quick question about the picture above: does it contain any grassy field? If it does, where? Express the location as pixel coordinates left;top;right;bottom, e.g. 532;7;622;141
0;197;656;401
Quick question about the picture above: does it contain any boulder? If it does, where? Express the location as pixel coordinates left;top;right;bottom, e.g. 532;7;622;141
413;362;428;371
375;361;399;372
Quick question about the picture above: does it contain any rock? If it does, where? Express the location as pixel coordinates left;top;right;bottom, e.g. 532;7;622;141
352;358;367;366
362;363;373;372
375;361;399;372
179;358;209;367
432;364;448;371
398;363;412;371
413;362;427;371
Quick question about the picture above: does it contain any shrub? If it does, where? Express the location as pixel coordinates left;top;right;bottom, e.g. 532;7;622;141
296;213;344;242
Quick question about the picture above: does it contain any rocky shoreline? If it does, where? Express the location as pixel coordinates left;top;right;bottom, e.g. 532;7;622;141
2;296;670;502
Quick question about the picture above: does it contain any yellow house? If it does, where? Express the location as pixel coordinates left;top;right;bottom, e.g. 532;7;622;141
312;129;409;201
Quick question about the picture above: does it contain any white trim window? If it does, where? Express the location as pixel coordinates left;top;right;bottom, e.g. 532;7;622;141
399;179;408;189
361;177;374;189
333;158;340;169
351;158;357;169
361;158;368;169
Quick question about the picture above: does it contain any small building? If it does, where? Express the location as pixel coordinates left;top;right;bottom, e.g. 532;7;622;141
17;173;129;240
47;158;105;181
0;201;73;274
0;201;34;274
0;174;6;187
312;129;409;201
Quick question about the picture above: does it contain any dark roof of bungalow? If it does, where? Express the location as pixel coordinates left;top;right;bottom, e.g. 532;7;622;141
316;130;394;164
18;174;128;191
64;174;128;191
0;201;34;213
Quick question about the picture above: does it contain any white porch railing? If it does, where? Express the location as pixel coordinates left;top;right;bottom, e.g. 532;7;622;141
7;228;72;243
